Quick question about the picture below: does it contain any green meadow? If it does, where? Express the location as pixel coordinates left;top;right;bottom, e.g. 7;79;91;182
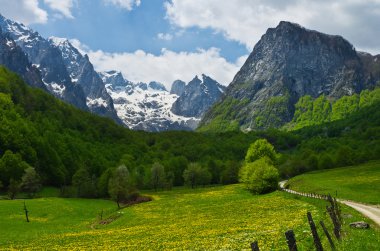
287;161;380;204
0;185;379;250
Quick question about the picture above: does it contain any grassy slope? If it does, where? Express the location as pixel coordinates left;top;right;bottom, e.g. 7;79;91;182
287;161;380;204
1;185;379;250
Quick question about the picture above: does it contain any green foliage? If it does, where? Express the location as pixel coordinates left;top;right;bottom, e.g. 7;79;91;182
7;178;20;200
108;165;135;208
0;150;31;187
219;161;241;184
289;87;380;130
183;163;211;188
245;138;277;163
21;167;41;198
239;157;279;194
252;95;291;130
331;95;359;120
72;167;97;198
290;95;332;129
151;162;166;191
197;97;248;132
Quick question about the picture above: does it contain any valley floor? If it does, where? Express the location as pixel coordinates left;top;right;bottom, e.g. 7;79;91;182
0;185;379;250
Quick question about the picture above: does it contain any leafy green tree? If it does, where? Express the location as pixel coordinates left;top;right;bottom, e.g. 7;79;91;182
21;167;41;198
97;168;113;197
183;163;211;188
151;162;166;191
108;165;132;208
72;167;96;198
239;157;279;194
331;95;359;121
0;150;31;187
8;178;20;200
245;139;277;163
318;154;335;170
220;161;241;184
166;171;174;190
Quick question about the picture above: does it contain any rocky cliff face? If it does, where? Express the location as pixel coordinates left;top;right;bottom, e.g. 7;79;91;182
170;80;186;96
49;37;120;123
0;28;45;90
0;14;88;110
199;21;379;131
171;74;226;117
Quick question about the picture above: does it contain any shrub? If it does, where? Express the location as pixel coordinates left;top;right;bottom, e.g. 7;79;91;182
239;157;279;194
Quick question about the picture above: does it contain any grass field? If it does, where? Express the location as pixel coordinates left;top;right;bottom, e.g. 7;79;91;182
287;161;380;204
0;185;379;250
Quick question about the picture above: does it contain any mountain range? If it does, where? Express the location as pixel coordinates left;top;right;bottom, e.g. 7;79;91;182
0;14;224;131
1;14;380;133
101;71;224;131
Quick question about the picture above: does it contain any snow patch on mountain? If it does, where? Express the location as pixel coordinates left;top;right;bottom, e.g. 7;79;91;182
101;71;200;131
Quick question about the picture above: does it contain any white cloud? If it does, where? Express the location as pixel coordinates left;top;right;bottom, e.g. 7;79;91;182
157;33;173;41
103;0;141;10
73;39;246;88
0;0;48;24
44;0;75;19
164;0;380;54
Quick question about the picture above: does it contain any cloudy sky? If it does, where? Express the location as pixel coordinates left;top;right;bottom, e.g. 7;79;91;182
1;0;380;87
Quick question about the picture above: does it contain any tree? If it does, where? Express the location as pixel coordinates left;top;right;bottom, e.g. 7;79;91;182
239;157;279;194
183;163;211;189
166;171;174;190
21;167;41;198
8;178;20;200
108;165;132;208
220;161;241;185
151;162;166;191
245;139;277;164
0;150;31;187
72;167;93;197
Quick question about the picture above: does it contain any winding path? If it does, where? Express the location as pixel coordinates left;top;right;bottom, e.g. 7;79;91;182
279;181;380;227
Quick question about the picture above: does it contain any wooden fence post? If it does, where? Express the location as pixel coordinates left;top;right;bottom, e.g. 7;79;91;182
327;206;341;240
23;201;29;223
285;229;298;251
320;221;336;250
250;241;260;251
307;212;323;251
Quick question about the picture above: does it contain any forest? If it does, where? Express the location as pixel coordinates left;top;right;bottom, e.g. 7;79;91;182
1;66;379;199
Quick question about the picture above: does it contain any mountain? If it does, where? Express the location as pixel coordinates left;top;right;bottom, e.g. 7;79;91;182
0;14;88;110
171;74;226;117
49;37;120;122
0;28;45;90
170;80;186;96
101;71;200;132
199;21;380;131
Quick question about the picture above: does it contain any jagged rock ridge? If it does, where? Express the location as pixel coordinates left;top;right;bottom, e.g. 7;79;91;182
49;37;120;122
171;74;226;117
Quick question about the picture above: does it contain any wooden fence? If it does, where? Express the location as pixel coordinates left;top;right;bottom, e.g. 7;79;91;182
250;190;342;250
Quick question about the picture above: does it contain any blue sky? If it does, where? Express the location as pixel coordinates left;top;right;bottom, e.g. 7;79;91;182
1;0;380;86
31;0;248;62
